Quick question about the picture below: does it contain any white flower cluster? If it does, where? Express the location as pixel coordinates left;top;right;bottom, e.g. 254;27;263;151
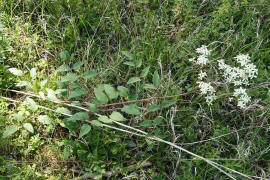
189;45;211;66
233;87;251;109
198;70;207;80
197;81;217;105
188;45;258;109
190;45;217;105
217;54;258;109
218;54;258;86
196;45;211;56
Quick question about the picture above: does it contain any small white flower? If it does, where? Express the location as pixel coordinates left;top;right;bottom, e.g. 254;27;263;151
239;94;251;103
196;45;211;56
233;87;250;109
235;54;251;67
217;59;226;70
197;81;215;95
233;87;247;97
237;95;250;109
198;71;207;80
197;55;208;66
218;55;258;87
197;81;216;105
244;63;258;79
191;48;257;108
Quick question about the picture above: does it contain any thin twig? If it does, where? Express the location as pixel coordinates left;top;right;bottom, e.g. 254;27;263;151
98;92;191;107
111;120;147;135
0;88;192;108
0;88;68;105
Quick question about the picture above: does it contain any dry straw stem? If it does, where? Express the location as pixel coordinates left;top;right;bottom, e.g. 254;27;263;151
98;92;191;108
0;88;192;108
0;95;264;179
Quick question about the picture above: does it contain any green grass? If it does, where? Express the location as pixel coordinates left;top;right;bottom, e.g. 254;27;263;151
0;0;270;179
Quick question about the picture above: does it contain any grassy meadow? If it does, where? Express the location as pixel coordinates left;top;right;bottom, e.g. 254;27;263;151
0;0;270;179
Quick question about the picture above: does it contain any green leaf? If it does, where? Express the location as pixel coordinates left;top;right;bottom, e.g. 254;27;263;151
153;117;164;125
122;104;141;115
41;79;48;87
23;123;34;133
16;81;30;87
91;120;103;127
104;84;118;100
69;88;87;99
38;115;51;125
68;112;89;121
63;119;76;132
83;71;98;79
39;91;46;100
140;65;150;78
127;77;141;84
72;61;84;70
60;73;78;83
135;59;142;68
126;140;136;147
122;51;135;60
25;97;38;111
94;87;108;104
8;68;23;76
32;80;39;92
55;89;68;94
59;51;70;61
143;84;156;89
11;114;24;121
47;89;59;101
98;115;113;124
79;124;91;138
123;61;135;66
56;65;71;72
56;107;72;115
30;68;37;79
0;21;4;30
86;103;98;113
148;104;160;112
152;70;160;87
2;125;19;138
139;120;152;127
110;111;125;121
187;87;194;92
71;82;81;89
96;84;105;91
117;86;129;97
161;99;177;108
63;147;70;160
